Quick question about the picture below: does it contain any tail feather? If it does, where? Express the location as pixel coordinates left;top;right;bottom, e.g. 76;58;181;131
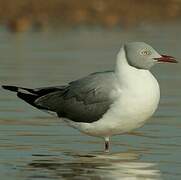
2;85;66;112
2;85;34;94
2;85;46;109
17;92;44;109
2;85;19;92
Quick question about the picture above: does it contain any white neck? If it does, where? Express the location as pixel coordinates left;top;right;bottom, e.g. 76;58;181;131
115;46;129;75
115;46;150;87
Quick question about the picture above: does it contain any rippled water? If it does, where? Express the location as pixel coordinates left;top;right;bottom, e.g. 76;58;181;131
0;24;181;180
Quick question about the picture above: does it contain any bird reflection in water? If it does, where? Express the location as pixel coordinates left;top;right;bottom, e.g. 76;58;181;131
23;150;161;180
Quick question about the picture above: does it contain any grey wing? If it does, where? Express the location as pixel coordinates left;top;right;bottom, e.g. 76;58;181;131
35;71;116;123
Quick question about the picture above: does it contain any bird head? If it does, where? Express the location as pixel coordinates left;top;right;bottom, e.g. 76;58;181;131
124;42;178;69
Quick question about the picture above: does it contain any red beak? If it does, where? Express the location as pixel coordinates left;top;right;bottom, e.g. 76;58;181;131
154;55;178;63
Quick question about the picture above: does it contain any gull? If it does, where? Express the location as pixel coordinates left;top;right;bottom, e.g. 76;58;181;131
2;42;178;152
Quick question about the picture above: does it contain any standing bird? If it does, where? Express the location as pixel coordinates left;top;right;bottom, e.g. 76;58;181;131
2;42;178;152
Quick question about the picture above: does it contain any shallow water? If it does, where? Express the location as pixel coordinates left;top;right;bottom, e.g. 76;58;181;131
0;24;181;180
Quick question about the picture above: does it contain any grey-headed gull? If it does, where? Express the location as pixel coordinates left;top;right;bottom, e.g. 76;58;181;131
2;42;178;152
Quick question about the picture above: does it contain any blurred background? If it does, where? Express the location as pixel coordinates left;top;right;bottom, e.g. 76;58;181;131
0;1;181;180
0;0;181;32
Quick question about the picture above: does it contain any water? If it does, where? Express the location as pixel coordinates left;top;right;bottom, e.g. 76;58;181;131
0;23;181;180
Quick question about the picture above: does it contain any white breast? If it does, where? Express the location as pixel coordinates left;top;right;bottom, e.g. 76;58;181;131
78;69;160;137
75;51;160;137
66;49;160;137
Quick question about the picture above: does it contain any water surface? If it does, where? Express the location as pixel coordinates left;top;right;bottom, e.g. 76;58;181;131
0;24;181;180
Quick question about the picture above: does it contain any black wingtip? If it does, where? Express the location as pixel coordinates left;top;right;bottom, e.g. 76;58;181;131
2;85;19;92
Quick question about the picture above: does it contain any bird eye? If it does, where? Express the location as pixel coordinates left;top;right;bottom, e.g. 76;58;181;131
140;49;151;56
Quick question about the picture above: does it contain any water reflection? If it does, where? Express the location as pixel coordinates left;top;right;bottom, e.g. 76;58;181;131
24;151;161;180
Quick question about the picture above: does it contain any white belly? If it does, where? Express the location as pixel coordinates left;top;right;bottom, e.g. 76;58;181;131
69;71;160;137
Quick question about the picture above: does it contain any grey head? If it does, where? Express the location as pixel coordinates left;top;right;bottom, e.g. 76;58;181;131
124;42;177;69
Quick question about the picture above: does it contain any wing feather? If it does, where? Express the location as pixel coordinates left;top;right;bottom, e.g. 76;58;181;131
35;71;116;123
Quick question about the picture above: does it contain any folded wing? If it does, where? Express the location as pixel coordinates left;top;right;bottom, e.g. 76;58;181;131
35;71;116;123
